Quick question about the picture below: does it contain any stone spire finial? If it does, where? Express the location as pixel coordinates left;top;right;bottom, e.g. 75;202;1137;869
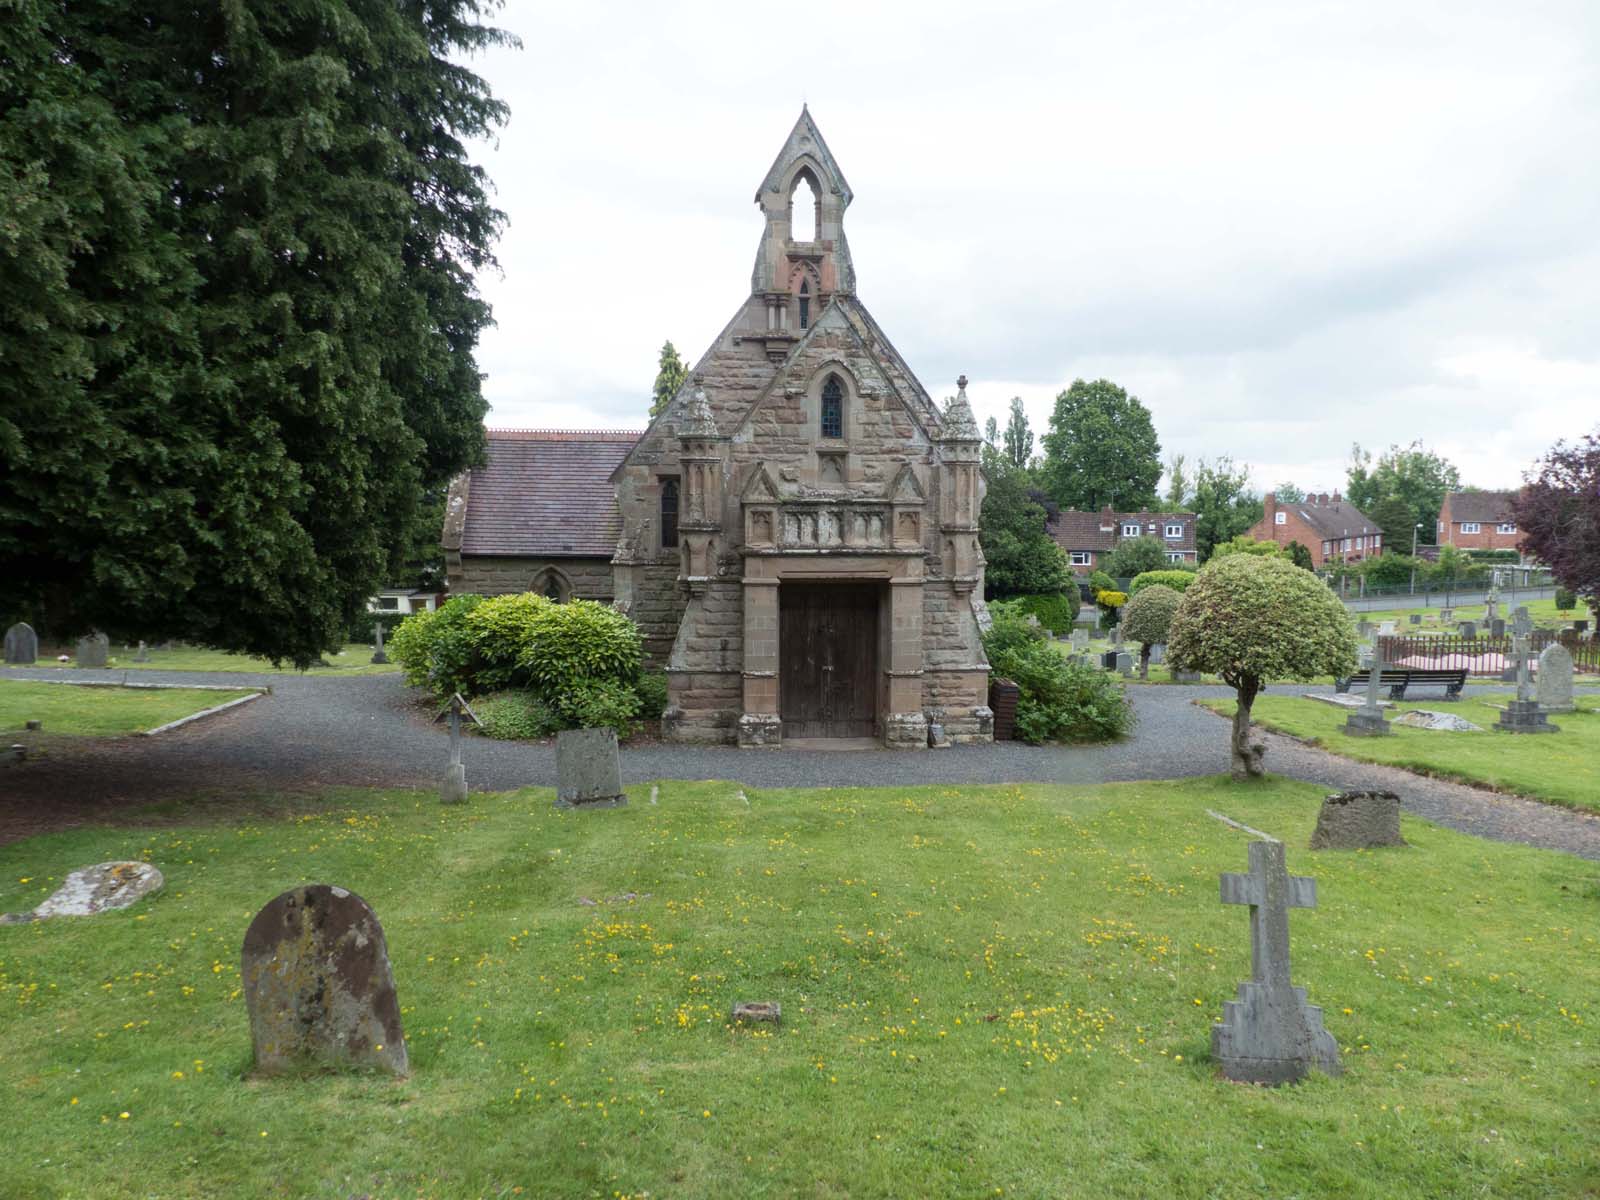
941;375;980;442
679;374;718;439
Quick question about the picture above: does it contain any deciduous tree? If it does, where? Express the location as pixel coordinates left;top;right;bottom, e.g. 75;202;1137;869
979;471;1069;598
1167;556;1357;778
1040;379;1161;512
1101;535;1169;579
1191;457;1263;561
1513;431;1600;619
1346;442;1460;546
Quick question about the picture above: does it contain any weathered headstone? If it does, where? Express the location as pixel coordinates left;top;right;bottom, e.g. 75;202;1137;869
1110;623;1124;648
730;1000;782;1026
0;861;163;925
241;884;408;1076
1344;650;1392;736
75;632;109;668
556;727;626;808
1498;607;1558;734
1409;614;1422;625
134;640;149;663
3;622;38;665
1536;643;1575;713
434;693;480;804
1356;620;1374;639
1439;607;1453;623
1172;669;1202;683
1491;617;1506;639
1575;619;1590;634
1150;642;1166;665
1116;651;1133;677
1309;791;1405;850
1212;840;1342;1085
1069;629;1089;653
371;621;388;665
1378;620;1397;637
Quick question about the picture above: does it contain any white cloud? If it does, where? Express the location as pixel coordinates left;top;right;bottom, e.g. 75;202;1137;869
463;0;1600;490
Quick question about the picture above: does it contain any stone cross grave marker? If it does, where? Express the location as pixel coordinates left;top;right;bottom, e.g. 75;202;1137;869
371;621;388;665
1345;647;1391;736
241;884;409;1077
1537;643;1575;713
556;727;627;808
432;693;481;804
1497;607;1558;733
75;632;109;668
4;622;37;665
1212;839;1342;1085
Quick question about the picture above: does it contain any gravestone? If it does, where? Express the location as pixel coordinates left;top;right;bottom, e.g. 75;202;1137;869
1110;624;1124;648
134;640;149;663
1393;709;1481;732
75;633;109;668
1409;614;1422;626
1172;669;1202;683
241;884;408;1077
1378;620;1397;637
4;622;38;665
1070;629;1089;653
556;727;626;808
1459;620;1477;639
1536;643;1575;713
1574;619;1590;634
434;693;480;804
1491;618;1505;639
1497;607;1557;734
1344;650;1392;736
1439;608;1453;623
0;861;164;925
1309;791;1405;850
1115;651;1133;677
371;621;388;665
1356;620;1374;638
1212;840;1342;1085
1150;642;1166;665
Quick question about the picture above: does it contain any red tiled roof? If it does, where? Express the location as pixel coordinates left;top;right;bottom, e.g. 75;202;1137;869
460;430;639;557
1047;509;1197;555
1444;490;1518;524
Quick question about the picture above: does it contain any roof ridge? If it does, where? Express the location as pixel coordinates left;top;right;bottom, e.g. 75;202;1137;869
486;428;644;441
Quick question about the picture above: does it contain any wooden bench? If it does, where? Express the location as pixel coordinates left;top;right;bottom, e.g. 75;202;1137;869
1334;668;1468;701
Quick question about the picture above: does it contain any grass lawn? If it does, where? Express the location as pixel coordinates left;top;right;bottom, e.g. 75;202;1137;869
29;642;400;676
1200;693;1600;813
1348;595;1589;631
2;779;1596;1198
0;680;258;736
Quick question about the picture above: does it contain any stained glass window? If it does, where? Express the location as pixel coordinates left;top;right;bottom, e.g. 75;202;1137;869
821;376;843;439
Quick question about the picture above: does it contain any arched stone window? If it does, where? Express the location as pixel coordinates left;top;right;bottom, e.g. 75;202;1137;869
790;171;818;241
660;477;680;549
531;567;571;603
798;280;810;331
820;375;844;440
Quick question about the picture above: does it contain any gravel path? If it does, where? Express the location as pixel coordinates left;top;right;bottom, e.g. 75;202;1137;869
3;667;1598;860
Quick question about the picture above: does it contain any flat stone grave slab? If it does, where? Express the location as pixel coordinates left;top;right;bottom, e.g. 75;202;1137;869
556;727;626;808
1393;710;1482;732
0;861;164;924
241;884;408;1077
1304;693;1393;711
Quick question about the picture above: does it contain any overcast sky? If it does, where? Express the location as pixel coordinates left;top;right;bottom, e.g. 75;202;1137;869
463;0;1599;495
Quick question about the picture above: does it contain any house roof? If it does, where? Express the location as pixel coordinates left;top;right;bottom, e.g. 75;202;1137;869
1445;490;1518;524
1286;498;1380;539
1047;509;1197;555
460;430;640;557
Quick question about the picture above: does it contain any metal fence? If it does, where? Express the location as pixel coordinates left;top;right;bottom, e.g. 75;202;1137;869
1376;630;1599;676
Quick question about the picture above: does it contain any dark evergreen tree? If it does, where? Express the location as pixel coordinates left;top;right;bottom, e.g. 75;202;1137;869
980;471;1069;598
1191;456;1263;562
1002;396;1033;471
650;341;688;418
0;0;511;664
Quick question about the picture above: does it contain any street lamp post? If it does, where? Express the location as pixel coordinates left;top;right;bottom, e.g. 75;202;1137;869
1410;523;1423;599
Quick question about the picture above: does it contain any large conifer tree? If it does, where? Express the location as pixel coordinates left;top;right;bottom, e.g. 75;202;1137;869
0;0;511;664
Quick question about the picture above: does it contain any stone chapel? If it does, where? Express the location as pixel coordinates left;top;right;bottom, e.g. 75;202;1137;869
444;109;992;747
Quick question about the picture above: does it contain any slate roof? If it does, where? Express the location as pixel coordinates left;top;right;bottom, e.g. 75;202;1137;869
460;430;639;557
1444;490;1518;524
1048;509;1197;555
1285;498;1380;539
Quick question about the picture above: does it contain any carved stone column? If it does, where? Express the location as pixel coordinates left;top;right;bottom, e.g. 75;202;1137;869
677;377;726;595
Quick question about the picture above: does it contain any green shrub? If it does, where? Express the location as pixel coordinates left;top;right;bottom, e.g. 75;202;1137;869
1466;548;1520;562
518;599;643;691
1089;569;1117;595
1129;569;1195;595
635;672;669;719
1555;587;1576;612
983;611;1131;744
1362;553;1420;587
390;594;484;697
1012;590;1080;633
473;690;561;740
555;677;643;737
1120;584;1182;678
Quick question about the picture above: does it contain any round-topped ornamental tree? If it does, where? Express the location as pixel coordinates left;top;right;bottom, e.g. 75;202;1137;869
1120;584;1182;679
1167;555;1357;779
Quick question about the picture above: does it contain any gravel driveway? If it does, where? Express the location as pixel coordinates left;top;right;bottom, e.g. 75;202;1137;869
4;667;1598;860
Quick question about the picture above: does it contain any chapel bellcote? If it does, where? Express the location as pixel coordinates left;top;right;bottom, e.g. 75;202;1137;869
751;106;856;307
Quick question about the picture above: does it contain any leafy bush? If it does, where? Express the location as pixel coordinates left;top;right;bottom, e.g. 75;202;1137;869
390;594;484;697
1129;569;1195;595
1466;548;1520;562
1095;590;1128;609
635;672;669;719
1284;540;1315;570
473;691;560;741
1011;590;1080;633
518;599;643;691
1362;553;1420;587
983;611;1131;744
1100;535;1169;579
1120;584;1182;678
555;678;643;737
465;592;549;692
1208;535;1283;560
1555;587;1576;612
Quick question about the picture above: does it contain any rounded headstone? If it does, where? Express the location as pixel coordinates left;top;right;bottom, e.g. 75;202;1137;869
241;884;408;1077
1536;643;1575;713
4;622;38;665
75;632;109;668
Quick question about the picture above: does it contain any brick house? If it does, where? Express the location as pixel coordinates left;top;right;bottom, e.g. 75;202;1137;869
1047;507;1198;575
1249;492;1382;566
443;429;639;604
444;109;990;749
1437;490;1523;552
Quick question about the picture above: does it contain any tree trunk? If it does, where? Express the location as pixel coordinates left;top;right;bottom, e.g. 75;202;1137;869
1231;678;1268;780
1139;644;1150;680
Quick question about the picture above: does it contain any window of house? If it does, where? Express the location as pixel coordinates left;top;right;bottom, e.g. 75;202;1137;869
1164;523;1183;539
377;596;400;610
821;375;843;439
1497;522;1516;534
798;280;810;331
1274;511;1287;525
1121;522;1140;537
1460;522;1480;534
660;478;679;549
1070;551;1091;566
1167;552;1185;563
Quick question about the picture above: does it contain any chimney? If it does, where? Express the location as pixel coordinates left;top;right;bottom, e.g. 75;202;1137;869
1264;492;1277;525
1333;490;1341;502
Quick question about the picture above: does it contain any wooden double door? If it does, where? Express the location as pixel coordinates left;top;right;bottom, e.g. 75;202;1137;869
779;582;881;739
